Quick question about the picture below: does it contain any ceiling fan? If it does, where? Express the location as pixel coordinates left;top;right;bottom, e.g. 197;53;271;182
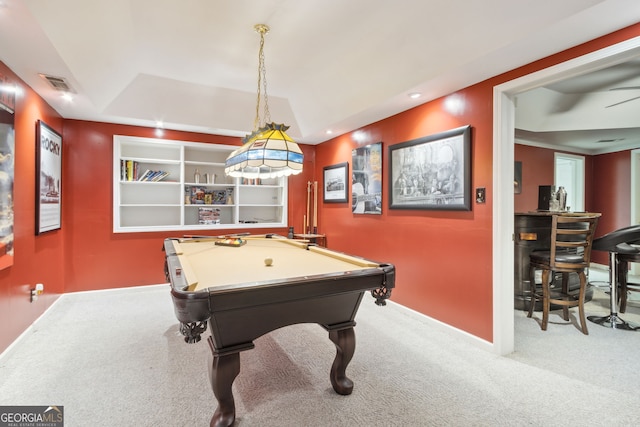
605;86;640;108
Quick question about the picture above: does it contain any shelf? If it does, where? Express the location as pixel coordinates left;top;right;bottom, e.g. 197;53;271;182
184;160;226;166
113;135;288;233
121;204;181;207
184;182;231;187
118;205;181;228
120;181;180;184
121;157;181;165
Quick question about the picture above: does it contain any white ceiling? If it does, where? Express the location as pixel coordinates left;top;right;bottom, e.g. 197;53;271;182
516;58;640;154
1;0;640;149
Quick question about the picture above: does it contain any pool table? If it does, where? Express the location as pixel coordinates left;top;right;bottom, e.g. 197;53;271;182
164;235;395;427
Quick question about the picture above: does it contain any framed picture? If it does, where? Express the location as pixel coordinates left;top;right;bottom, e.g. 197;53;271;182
36;120;63;234
389;125;471;211
323;162;348;203
0;72;15;269
352;142;382;214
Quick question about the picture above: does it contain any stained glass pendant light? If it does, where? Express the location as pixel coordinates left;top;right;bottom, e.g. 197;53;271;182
224;24;303;179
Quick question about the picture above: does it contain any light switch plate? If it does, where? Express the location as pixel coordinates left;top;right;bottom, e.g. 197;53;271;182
476;187;486;203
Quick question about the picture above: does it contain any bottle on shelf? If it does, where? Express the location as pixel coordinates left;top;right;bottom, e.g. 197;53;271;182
557;186;567;211
194;168;201;184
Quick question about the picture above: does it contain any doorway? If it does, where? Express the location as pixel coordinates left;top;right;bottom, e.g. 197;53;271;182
492;36;640;355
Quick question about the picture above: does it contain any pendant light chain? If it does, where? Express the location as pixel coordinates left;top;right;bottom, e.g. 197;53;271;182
254;24;271;131
224;23;303;179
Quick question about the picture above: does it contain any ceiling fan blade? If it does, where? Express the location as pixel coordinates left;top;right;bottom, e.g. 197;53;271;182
609;86;640;91
605;95;640;108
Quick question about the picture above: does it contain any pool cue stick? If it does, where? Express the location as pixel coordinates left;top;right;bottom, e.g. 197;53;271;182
180;235;310;244
183;232;251;239
306;181;311;233
313;181;318;234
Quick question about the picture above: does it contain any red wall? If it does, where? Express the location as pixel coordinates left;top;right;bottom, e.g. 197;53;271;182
591;150;632;264
514;144;597;214
0;62;64;351
314;23;640;341
315;88;494;339
2;22;640;354
513;144;632;265
514;145;556;213
62;120;318;292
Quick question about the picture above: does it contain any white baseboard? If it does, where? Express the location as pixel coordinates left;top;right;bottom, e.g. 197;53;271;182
0;283;170;362
388;300;495;353
0;295;64;362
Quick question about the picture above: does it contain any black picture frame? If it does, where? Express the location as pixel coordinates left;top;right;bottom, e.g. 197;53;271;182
35;120;63;234
0;72;15;269
389;125;471;211
323;162;349;203
352;142;383;214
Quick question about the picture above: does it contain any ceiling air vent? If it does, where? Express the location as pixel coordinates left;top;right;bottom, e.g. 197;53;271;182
38;73;75;93
596;138;625;143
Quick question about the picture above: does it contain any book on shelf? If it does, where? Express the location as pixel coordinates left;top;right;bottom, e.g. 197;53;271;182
198;207;221;224
144;170;170;182
120;160;169;182
122;160;135;181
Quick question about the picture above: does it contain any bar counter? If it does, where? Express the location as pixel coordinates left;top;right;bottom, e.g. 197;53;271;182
514;211;598;311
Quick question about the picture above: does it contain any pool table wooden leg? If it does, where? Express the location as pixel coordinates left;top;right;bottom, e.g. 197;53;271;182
328;327;355;395
208;337;240;427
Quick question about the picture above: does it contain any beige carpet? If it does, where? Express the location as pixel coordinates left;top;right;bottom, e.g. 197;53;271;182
0;274;638;426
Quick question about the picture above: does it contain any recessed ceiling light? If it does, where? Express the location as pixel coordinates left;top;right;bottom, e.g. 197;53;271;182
409;92;421;99
61;93;73;102
326;130;333;135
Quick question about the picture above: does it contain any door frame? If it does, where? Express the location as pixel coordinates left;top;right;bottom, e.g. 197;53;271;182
631;149;640;274
492;36;640;355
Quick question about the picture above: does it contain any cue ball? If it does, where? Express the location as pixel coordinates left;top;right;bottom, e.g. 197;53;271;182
264;257;273;267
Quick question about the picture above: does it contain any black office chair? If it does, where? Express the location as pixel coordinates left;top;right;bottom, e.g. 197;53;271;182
527;213;600;335
588;224;640;330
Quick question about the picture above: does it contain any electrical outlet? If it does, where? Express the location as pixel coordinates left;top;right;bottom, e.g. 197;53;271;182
30;283;44;302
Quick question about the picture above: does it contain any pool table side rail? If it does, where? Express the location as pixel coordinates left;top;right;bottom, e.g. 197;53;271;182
164;237;395;326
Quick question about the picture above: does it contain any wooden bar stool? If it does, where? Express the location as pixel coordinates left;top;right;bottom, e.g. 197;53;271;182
527;213;600;335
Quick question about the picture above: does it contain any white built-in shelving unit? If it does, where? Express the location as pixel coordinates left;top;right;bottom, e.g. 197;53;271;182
113;135;287;233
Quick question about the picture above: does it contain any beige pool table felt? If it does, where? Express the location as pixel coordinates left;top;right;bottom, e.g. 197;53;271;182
170;238;379;292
